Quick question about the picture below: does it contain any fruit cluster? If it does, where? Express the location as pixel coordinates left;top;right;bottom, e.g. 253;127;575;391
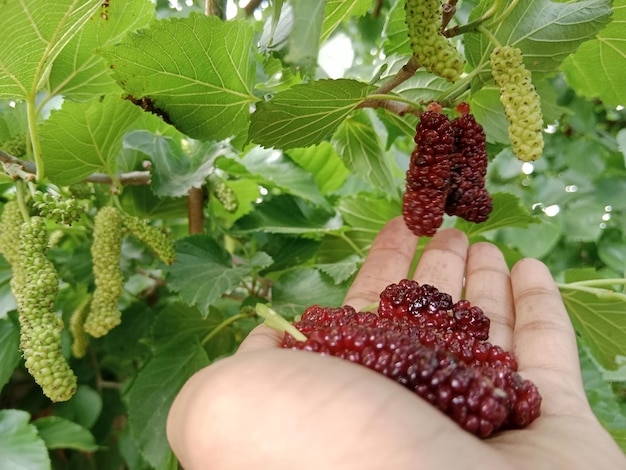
122;214;176;265
84;206;124;338
404;0;465;82
31;190;83;225
281;279;541;437
490;46;544;162
403;105;491;237
15;217;77;402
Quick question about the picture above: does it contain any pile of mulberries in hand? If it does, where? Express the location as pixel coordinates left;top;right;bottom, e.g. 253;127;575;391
403;103;492;237
281;279;541;438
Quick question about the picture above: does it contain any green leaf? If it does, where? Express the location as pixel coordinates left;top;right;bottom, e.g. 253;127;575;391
465;0;613;82
272;268;348;317
221;146;329;208
120;185;188;219
561;198;605;242
233;195;343;234
54;386;102;430
594;171;626;210
0;317;20;393
0;409;50;470
332;110;399;194
168;235;273;315
285;0;326;69
99;14;256;146
454;192;539;237
495;214;562;259
287;142;350;194
561;273;626;369
598;229;626;274
321;0;371;43
40;95;142;186
249;79;373;149
382;0;412;57
124;131;231;197
32;416;98;452
126;338;209;469
561;0;626;107
0;0;101;98
48;0;155;100
316;254;361;284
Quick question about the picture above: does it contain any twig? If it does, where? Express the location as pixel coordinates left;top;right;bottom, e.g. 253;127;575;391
357;97;420;117
441;0;458;31
188;187;205;234
444;0;502;38
372;55;420;95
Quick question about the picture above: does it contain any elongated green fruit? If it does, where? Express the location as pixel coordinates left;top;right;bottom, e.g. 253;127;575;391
490;46;544;162
122;214;176;265
405;0;465;82
1;201;27;307
18;217;77;402
70;297;91;359
84;207;123;338
32;190;83;225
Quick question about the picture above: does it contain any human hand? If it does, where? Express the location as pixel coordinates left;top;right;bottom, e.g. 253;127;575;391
167;217;626;469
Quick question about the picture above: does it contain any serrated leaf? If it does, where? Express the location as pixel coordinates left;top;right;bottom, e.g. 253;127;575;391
332;110;399;194
0;409;50;470
40;95;142;186
561;278;626;369
287;142;350;194
271;268;348;317
0;0;101;98
233;195;343;234
126;338;208;469
454;192;539;237
465;0;613;82
0;318;20;392
168;235;272;314
124;131;231;197
316;255;361;284
321;0;371;43
54;386;102;431
32;416;98;452
249;79;373;149
99;14;256;147
48;0;155;100
561;0;626;107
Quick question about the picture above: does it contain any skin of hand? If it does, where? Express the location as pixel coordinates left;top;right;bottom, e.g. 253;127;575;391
167;217;626;470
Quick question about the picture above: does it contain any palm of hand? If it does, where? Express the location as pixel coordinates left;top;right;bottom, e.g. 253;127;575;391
167;218;625;469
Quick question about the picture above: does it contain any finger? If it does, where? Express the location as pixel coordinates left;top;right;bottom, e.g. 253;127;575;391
343;216;418;311
510;258;588;413
236;324;282;354
412;228;469;302
464;242;514;349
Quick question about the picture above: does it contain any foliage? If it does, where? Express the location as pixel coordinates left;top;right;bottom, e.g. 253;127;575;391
0;0;625;468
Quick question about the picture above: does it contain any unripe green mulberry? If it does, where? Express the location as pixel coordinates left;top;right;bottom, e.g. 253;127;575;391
490;46;544;162
84;207;123;338
405;0;465;82
1;133;28;157
17;217;77;402
211;178;238;213
32;191;84;225
68;182;93;200
122;214;176;265
69;297;91;359
1;201;27;307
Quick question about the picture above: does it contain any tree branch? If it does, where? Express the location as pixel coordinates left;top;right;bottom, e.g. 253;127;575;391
243;0;262;17
188;187;205;234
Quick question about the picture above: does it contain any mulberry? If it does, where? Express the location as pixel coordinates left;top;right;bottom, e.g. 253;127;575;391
122;214;176;265
402;106;492;237
84;207;123;338
211;177;238;213
279;279;541;437
17;217;77;402
490;46;544;162
404;0;465;82
32;191;84;225
1;133;28;158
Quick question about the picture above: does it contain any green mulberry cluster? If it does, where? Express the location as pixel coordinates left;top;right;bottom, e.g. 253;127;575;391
32;191;84;225
212;178;238;213
69;297;91;359
404;0;465;82
1;133;28;157
17;217;77;402
490;46;544;162
122;214;176;265
84;207;124;338
68;182;93;200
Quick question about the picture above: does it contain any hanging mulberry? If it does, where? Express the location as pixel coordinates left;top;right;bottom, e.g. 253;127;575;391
17;217;77;402
32;191;84;225
70;297;91;359
404;0;465;82
490;46;544;162
122;214;176;265
84;207;124;338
